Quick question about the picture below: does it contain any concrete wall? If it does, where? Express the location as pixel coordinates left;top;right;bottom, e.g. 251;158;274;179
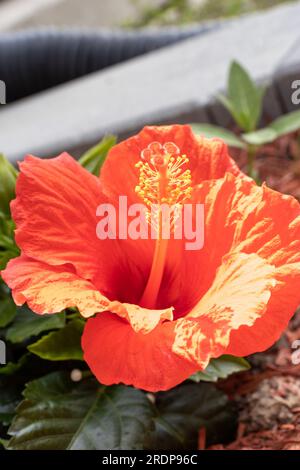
1;2;300;163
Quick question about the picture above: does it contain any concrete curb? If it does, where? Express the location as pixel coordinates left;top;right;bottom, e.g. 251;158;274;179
1;2;300;162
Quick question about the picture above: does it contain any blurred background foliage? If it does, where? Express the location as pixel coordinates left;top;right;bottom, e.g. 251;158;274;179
126;0;295;27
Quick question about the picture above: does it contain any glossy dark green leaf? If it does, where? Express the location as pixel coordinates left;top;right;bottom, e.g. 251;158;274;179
28;319;84;361
190;355;250;383
191;123;245;148
68;385;154;450
5;306;65;344
79;135;117;176
8;372;154;450
0;295;16;328
219;61;265;132
0;354;63;426
146;382;237;450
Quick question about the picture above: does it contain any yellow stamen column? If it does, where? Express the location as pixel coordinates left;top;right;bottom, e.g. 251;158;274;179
135;144;192;309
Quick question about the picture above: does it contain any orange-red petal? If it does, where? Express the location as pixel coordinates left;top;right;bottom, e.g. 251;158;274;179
5;128;300;392
227;262;300;356
100;124;242;206
172;252;277;366
163;173;300;315
82;312;197;392
12;153;105;279
9;153;154;303
82;173;300;391
1;255;110;317
109;301;173;334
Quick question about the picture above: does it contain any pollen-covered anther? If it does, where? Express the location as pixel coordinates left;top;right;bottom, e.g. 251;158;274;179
135;142;192;213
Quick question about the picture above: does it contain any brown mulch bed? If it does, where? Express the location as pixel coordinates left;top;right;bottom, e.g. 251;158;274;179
206;133;300;449
204;311;300;451
211;417;300;450
231;129;300;200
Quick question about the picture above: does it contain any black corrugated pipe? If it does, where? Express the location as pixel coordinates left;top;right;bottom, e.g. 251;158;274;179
0;25;219;103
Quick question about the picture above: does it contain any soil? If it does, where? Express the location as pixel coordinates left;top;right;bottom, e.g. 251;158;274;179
205;309;300;450
204;132;300;450
231;130;300;200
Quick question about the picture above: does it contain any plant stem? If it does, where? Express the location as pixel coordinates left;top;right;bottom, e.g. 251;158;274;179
247;144;257;180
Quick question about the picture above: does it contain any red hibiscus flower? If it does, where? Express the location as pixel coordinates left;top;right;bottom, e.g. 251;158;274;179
2;125;300;392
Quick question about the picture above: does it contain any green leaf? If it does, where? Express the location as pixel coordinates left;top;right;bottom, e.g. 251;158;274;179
191;123;245;148
0;250;16;271
0;354;61;426
0;353;29;376
146;382;237;449
0;154;18;217
241;110;300;146
79;135;117;176
0;375;22;425
0;213;19;270
190;355;250;383
0;214;17;248
0;295;16;328
220;61;265;132
6;306;65;344
242;127;277;146
269;110;300;137
8;372;154;450
28;319;84;361
0;438;9;449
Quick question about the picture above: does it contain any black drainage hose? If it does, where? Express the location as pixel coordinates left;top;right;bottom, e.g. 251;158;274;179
0;25;219;103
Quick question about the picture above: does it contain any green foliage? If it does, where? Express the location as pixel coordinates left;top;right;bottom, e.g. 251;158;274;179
28;319;84;361
191;123;245;148
126;0;293;27
146;382;237;449
193;109;300;150
7;372;154;450
268;110;300;138
0;155;19;272
0;157;19;270
5;306;65;344
218;61;265;133
0;354;29;376
242;128;277;146
0;154;18;217
192;62;300;180
7;372;237;450
79;135;117;176
0;375;22;425
0;438;9;449
0;294;16;328
190;355;250;383
241;110;300;145
0;212;19;271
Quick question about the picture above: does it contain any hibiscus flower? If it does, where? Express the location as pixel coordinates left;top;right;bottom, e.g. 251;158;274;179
2;125;300;392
